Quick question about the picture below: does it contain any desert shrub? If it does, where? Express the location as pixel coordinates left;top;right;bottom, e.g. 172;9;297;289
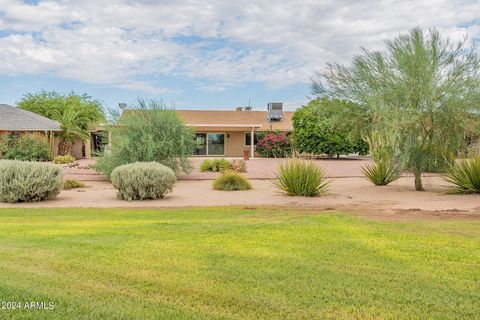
53;155;76;164
111;162;176;201
213;171;252;191
273;159;328;196
0;135;52;161
0;160;63;203
443;156;480;193
64;179;85;190
362;160;400;186
230;159;247;173
255;131;292;158
293;98;368;158
95;99;194;178
199;159;232;172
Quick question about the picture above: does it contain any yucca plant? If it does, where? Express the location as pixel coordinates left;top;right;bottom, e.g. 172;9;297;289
362;160;400;186
443;156;480;193
213;171;252;191
272;159;328;196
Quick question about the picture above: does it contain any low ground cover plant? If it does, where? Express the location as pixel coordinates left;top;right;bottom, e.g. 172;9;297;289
200;158;232;172
213;171;252;191
0;135;52;161
53;155;76;164
63;179;85;190
273;159;328;196
111;162;176;201
362;160;400;186
443;156;480;193
0;160;63;203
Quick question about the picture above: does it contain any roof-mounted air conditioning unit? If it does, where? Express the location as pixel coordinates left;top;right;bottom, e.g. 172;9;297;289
267;102;283;121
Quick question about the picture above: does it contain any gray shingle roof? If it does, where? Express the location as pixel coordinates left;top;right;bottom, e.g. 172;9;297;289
0;104;61;131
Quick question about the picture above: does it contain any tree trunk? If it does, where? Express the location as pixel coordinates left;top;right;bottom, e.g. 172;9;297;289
414;171;425;191
58;138;72;156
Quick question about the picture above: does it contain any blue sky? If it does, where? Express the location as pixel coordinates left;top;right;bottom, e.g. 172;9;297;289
0;0;479;111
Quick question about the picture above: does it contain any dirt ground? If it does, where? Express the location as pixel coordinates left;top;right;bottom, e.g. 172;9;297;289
1;175;479;221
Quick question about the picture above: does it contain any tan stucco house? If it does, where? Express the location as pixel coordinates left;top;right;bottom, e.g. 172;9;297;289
177;103;293;158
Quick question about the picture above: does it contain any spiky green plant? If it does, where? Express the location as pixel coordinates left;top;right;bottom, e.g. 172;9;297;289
213;171;251;191
362;160;400;186
443;156;480;193
272;159;328;196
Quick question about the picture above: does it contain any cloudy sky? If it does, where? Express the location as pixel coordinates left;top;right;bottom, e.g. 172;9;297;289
0;0;479;110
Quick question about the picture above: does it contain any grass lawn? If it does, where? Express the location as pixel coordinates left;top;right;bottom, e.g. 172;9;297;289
0;207;479;319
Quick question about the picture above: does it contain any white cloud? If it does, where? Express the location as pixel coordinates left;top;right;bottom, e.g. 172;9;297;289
0;0;479;92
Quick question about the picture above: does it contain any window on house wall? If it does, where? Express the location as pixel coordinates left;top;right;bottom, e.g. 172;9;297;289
245;132;260;146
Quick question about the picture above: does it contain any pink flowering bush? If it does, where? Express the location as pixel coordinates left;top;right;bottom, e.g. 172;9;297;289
255;131;292;158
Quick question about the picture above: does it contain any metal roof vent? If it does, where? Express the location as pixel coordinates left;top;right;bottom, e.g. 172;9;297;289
267;102;283;121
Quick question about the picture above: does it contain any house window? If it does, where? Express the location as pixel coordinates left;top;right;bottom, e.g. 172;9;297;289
245;132;260;146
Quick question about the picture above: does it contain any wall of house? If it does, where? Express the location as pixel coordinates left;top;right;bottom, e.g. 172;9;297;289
225;131;247;157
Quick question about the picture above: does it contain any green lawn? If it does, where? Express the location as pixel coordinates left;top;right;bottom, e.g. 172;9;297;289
0;207;479;319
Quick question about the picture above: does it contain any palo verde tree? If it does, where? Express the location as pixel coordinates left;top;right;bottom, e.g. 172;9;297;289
18;91;105;155
313;28;480;191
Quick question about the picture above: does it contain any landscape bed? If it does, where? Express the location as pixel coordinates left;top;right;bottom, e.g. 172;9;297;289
0;207;479;319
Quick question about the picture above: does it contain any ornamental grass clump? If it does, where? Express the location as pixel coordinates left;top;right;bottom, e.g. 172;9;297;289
443;156;480;193
273;159;328;196
0;160;63;203
111;162;176;201
213;171;252;191
362;160;400;186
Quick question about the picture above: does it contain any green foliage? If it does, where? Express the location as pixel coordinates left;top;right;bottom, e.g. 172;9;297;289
0;135;52;161
199;158;233;172
315;28;480;191
17;91;105;131
213;171;252;191
273;159;329;196
53;155;76;164
255;131;292;158
17;91;104;156
362;160;400;186
111;162;176;201
443;156;480;193
0;160;63;203
63;179;85;190
230;159;247;173
95;99;195;178
293;98;368;157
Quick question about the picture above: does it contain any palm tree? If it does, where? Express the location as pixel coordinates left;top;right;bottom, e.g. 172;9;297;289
52;108;89;156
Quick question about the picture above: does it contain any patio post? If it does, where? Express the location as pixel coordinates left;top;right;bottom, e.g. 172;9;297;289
250;126;255;159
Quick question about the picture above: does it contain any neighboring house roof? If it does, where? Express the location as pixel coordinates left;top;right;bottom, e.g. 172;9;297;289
176;110;294;131
0;104;61;131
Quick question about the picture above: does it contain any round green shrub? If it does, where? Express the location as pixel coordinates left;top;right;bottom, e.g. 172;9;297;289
111;162;176;201
213;171;252;191
0;160;64;203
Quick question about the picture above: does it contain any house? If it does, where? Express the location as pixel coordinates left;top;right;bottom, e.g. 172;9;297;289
177;103;293;158
0;104;87;159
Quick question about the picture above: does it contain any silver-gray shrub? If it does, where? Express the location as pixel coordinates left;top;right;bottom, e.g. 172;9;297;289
0;160;64;203
111;162;176;201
